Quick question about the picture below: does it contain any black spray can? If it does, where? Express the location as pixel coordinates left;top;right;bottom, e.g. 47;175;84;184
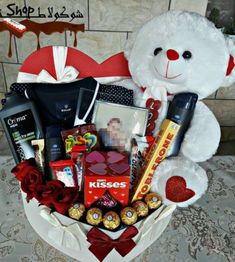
167;92;198;157
0;92;44;163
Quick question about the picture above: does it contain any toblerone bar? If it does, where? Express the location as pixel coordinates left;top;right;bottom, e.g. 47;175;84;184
131;119;180;202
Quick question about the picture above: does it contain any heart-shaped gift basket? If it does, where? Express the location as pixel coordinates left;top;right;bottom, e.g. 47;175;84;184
1;45;208;262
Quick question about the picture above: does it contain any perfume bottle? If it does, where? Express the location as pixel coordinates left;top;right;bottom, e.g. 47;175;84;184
167;92;198;157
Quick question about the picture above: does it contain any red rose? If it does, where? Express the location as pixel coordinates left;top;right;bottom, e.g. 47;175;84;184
21;166;44;200
51;187;79;215
34;180;65;204
11;158;37;182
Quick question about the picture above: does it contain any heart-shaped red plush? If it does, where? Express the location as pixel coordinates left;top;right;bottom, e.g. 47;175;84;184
165;176;195;202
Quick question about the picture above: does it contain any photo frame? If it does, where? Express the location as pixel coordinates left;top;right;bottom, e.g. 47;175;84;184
92;101;149;151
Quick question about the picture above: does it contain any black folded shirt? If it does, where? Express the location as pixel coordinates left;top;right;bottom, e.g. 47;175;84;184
25;77;97;128
8;77;134;129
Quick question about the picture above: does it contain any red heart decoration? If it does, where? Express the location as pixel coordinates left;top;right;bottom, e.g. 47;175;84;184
109;163;130;175
19;46;131;79
146;98;162;110
165;176;195;202
145;98;161;136
86;151;105;163
146;119;156;135
89;163;107;175
107;151;125;164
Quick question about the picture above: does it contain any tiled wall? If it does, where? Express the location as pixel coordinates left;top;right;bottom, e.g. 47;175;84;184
0;0;234;154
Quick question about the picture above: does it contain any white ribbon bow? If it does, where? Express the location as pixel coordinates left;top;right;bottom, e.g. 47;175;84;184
40;207;86;250
17;46;79;83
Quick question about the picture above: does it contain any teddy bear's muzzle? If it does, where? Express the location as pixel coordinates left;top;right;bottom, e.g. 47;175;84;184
152;50;187;84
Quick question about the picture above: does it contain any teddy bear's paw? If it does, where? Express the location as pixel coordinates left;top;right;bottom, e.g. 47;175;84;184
151;157;208;207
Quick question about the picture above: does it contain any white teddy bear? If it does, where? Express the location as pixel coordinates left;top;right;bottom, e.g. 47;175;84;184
119;10;235;207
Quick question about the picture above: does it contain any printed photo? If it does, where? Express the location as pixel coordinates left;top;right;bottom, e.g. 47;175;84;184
92;101;149;151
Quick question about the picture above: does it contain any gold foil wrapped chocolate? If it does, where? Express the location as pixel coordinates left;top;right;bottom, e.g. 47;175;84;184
103;211;120;230
86;207;102;226
120;207;138;225
68;202;85;220
144;192;162;209
132;200;149;217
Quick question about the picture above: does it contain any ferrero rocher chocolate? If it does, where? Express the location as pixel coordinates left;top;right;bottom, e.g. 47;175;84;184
86;208;102;226
132;201;149;217
120;207;138;225
103;211;120;230
68;202;85;220
144;192;162;209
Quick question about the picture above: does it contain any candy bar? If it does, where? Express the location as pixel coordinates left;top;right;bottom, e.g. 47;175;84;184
49;160;77;187
130;138;144;191
3;18;26;36
131;119;180;202
71;145;87;191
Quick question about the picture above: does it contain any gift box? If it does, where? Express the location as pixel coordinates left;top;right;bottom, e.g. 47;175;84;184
17;46;131;84
10;45;179;262
84;151;130;208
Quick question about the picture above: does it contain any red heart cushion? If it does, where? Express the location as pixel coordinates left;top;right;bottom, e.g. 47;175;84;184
166;176;195;202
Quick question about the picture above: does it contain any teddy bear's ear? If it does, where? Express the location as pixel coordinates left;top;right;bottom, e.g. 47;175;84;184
222;38;235;87
123;31;137;61
124;21;145;61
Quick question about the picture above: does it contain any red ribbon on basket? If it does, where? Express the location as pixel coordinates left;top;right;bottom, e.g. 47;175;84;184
87;226;138;261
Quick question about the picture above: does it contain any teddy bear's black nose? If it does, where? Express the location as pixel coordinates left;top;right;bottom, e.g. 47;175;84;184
166;49;179;60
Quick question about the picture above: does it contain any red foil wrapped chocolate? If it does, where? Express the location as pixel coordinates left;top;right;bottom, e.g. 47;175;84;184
84;151;130;207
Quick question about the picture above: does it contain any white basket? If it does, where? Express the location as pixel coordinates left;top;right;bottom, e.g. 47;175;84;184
22;191;175;262
18;46;176;261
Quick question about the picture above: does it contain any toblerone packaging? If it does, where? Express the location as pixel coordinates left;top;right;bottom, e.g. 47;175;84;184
131;119;180;202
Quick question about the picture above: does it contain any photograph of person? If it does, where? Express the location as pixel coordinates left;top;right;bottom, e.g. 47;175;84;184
92;101;149;152
99;117;127;151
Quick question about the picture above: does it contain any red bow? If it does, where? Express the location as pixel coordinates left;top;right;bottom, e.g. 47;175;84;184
87;226;138;261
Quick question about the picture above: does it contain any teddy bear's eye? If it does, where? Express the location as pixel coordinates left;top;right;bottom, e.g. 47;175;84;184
154;47;162;56
182;51;192;59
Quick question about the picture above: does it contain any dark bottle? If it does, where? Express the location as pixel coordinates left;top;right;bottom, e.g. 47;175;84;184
45;125;65;163
45;125;65;180
0;92;44;163
167;92;198;157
